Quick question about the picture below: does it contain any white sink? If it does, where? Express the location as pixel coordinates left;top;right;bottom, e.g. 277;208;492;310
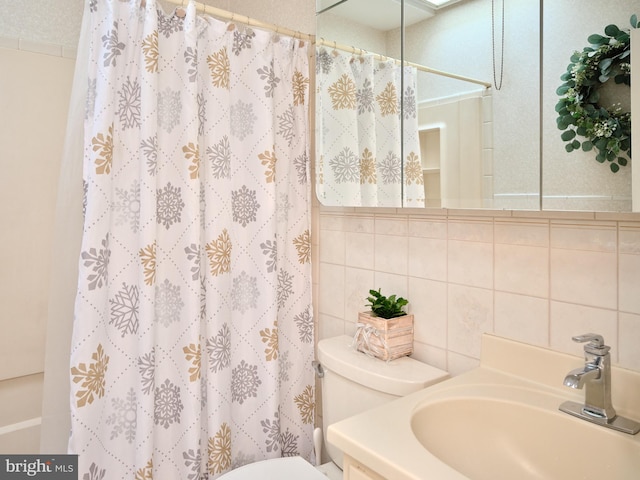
411;389;640;480
327;335;640;480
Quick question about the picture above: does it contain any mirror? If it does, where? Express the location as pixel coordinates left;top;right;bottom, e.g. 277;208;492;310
315;0;541;209
316;0;637;211
404;0;540;209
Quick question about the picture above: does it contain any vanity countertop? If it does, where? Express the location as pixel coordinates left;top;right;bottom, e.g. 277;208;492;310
327;334;640;480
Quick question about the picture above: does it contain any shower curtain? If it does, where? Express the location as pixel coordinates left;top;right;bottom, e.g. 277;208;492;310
315;47;425;207
69;1;314;478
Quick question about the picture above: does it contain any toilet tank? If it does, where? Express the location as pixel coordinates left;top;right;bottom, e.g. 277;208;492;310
317;335;449;468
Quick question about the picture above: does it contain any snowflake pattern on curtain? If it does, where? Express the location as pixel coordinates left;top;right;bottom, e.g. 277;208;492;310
69;1;314;478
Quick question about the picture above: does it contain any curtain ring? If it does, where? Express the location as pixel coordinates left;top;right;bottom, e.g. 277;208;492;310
175;2;186;18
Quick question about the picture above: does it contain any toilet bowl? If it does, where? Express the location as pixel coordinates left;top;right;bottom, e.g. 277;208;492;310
218;335;449;479
216;456;331;479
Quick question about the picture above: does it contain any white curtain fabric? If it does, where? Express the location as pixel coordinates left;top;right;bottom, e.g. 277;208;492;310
315;47;425;207
69;1;314;479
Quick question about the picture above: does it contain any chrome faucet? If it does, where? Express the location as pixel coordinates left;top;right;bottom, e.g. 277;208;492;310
562;334;615;419
559;333;640;435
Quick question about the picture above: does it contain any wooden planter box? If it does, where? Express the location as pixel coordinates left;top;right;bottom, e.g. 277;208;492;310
355;311;414;361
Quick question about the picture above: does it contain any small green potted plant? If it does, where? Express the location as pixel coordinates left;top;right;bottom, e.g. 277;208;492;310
365;288;409;319
355;288;414;361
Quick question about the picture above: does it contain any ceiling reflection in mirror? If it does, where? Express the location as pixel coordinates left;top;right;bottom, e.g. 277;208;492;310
315;0;541;209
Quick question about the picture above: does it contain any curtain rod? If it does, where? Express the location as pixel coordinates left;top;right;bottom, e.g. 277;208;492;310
156;1;491;89
316;38;491;88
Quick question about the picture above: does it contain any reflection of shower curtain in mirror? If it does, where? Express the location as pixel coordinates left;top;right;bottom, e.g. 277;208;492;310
315;48;424;207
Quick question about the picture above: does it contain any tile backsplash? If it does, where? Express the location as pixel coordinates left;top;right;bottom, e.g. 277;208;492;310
315;208;640;376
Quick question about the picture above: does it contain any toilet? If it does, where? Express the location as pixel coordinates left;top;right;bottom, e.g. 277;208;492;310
218;335;449;479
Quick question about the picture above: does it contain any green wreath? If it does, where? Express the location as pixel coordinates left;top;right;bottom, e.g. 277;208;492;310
556;15;638;173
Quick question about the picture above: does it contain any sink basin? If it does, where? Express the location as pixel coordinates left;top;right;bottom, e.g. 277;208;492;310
328;335;640;480
411;392;640;480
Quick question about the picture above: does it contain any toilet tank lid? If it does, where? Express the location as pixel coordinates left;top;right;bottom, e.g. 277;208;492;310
317;335;449;397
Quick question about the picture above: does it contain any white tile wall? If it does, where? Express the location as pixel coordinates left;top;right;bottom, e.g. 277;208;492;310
549;221;618;310
315;208;640;376
619;224;640;315
494;292;549;347
619;313;640;370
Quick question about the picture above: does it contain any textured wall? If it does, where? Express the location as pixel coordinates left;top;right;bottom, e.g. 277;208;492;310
0;0;83;50
0;0;315;51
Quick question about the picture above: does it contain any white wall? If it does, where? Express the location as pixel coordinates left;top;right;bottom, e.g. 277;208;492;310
0;46;75;453
317;11;388;56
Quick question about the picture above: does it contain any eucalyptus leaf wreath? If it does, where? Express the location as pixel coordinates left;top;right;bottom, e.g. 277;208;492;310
556;15;638;173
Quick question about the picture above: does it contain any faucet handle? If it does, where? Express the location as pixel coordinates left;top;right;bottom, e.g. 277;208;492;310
572;333;610;355
572;333;604;347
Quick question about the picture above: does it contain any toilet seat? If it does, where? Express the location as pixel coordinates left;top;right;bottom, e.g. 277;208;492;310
217;456;329;479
